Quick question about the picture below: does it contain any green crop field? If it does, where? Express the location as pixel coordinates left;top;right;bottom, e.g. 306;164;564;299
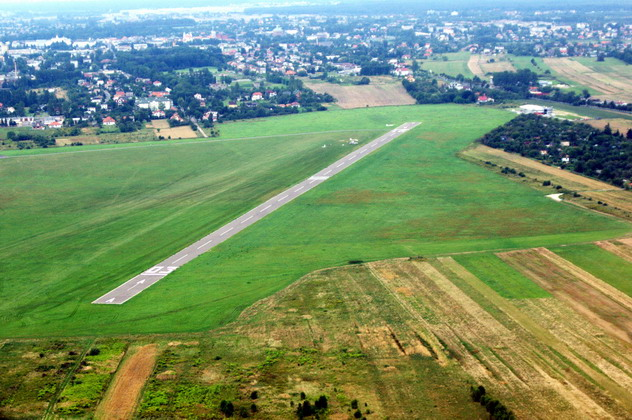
453;253;550;299
419;52;474;78
507;55;553;75
573;57;632;77
550;244;632;297
1;104;630;338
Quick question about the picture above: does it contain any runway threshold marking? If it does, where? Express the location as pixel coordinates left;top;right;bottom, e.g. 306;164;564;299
92;122;420;305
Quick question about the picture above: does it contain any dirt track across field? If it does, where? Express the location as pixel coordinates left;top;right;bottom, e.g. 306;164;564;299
95;344;158;420
468;145;619;191
467;54;515;78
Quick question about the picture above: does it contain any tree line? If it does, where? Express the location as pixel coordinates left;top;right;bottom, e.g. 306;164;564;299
480;114;632;187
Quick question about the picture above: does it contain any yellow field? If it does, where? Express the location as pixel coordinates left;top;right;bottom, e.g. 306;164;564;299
305;76;416;109
467;54;516;78
584;118;632;134
544;58;632;102
150;120;198;139
465;144;618;191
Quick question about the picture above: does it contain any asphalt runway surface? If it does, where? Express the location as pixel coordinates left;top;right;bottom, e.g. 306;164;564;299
93;122;420;304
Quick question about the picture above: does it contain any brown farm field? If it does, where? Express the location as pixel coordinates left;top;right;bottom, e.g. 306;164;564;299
85;243;632;419
468;54;516;78
584;118;632;134
544;58;632;102
150;120;199;139
304;76;416;108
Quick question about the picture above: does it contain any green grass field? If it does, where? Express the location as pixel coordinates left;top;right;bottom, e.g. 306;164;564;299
1;104;630;338
549;244;632;297
507;55;553;75
453;253;550;299
507;54;600;95
573;57;632;77
419;52;474;78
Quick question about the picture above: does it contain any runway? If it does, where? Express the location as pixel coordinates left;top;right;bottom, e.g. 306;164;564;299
92;122;420;304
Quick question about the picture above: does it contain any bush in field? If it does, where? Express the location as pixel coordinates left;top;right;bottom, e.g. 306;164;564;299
470;384;515;420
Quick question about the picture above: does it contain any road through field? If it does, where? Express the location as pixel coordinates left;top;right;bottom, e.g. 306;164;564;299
93;122;420;304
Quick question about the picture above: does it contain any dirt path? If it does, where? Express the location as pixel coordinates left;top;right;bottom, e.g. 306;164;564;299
467;55;515;78
94;344;158;420
470;145;619;191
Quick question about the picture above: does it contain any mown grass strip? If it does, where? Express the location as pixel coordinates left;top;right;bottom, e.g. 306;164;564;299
549;244;632;297
453;253;550;299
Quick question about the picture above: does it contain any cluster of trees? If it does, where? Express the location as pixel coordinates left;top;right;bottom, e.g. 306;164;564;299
0;88;68;116
491;69;538;95
403;77;478;104
116;46;226;79
359;61;392;76
295;394;328;419
480;114;632;187
612;47;632;65
6;131;55;148
470;385;515;420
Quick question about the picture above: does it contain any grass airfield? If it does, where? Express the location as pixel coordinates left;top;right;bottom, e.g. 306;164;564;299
1;104;629;338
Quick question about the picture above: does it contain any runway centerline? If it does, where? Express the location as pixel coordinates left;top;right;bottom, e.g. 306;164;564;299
92;122;421;305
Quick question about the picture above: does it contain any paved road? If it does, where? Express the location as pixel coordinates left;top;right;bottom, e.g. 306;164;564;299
93;122;421;304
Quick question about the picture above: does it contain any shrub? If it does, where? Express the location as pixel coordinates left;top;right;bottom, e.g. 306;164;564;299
220;400;234;417
315;395;328;410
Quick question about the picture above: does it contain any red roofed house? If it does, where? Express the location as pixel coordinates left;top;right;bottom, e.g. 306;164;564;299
477;95;494;104
103;116;116;126
152;109;166;119
48;121;63;129
251;92;263;101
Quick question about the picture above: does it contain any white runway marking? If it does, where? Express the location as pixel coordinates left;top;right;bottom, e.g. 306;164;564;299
172;254;189;264
92;122;421;305
197;239;213;249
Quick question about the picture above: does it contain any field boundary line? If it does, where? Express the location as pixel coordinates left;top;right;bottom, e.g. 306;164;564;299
0;129;386;159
